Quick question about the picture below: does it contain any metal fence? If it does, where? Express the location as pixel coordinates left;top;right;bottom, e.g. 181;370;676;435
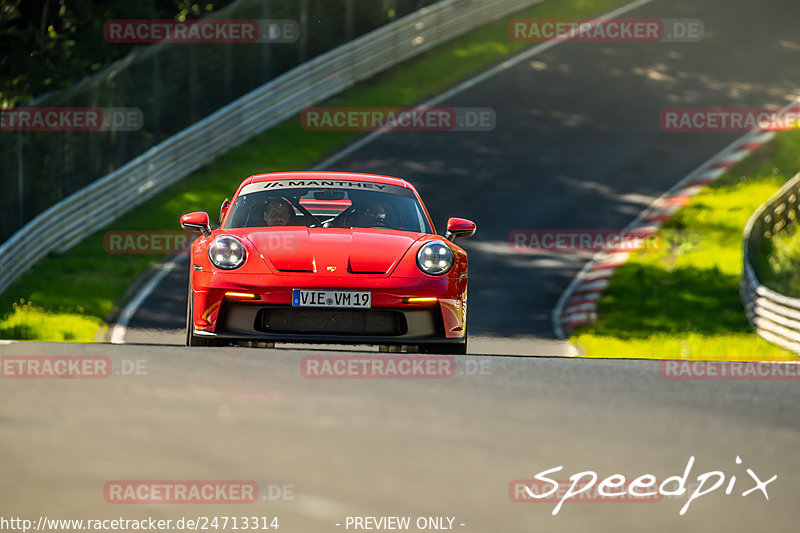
1;0;443;243
741;172;800;354
0;0;544;296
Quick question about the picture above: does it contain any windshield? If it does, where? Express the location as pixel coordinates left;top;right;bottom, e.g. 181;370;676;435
224;182;432;233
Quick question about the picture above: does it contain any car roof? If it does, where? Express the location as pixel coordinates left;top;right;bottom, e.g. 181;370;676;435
244;171;414;190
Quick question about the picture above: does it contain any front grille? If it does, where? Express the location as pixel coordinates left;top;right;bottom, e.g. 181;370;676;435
256;308;406;336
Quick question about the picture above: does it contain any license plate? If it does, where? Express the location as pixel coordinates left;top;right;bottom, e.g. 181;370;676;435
292;289;371;308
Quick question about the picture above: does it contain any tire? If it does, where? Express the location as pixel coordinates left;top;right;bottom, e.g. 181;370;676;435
416;336;467;355
379;345;403;353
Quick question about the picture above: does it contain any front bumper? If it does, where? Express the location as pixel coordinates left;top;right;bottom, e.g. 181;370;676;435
202;301;462;345
190;275;467;344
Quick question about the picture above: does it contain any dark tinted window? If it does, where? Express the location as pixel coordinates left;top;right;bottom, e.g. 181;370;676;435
224;187;431;233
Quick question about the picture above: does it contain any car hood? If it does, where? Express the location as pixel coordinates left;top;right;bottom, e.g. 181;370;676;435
243;227;423;275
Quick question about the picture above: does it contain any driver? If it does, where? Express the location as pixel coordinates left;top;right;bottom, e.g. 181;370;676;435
262;198;294;226
357;201;391;227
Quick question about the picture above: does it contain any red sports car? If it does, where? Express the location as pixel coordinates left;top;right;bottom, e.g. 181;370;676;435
180;171;476;353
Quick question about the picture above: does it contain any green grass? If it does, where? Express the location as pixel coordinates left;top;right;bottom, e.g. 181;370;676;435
572;130;800;361
0;0;630;341
0;300;103;342
574;333;793;361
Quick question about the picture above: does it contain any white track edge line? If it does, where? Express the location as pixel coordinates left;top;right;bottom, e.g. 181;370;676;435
108;253;186;344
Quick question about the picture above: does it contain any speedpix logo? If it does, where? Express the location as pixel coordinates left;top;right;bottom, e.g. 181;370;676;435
515;456;776;515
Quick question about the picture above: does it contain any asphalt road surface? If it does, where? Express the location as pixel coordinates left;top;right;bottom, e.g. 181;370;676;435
1;342;798;532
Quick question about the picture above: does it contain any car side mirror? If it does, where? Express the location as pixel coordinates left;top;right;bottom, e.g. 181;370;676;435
219;198;231;225
444;217;476;240
180;212;211;237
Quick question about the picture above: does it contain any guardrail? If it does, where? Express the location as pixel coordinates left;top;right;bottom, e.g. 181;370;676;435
2;0;440;242
0;0;544;296
741;172;800;354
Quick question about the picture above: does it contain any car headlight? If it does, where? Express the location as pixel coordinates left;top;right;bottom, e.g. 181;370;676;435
208;235;246;270
417;241;453;275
